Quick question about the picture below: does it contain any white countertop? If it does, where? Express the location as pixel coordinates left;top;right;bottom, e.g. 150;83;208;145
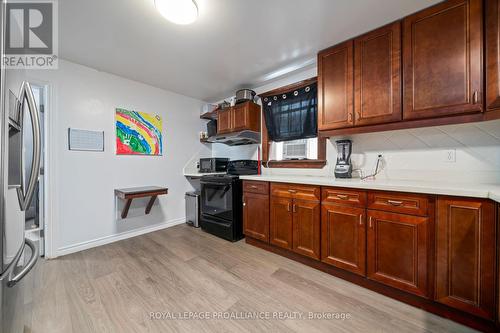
240;174;500;203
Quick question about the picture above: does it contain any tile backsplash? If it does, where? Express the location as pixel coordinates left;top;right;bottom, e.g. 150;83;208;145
212;119;500;184
336;119;500;183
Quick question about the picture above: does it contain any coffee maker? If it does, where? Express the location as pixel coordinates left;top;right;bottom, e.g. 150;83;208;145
334;140;353;178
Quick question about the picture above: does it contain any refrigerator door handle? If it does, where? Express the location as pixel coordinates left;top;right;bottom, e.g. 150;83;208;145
16;81;41;211
7;238;38;287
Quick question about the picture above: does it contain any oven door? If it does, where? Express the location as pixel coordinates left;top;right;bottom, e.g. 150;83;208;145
200;180;233;221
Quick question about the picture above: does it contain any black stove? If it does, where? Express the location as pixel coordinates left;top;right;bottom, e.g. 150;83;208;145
199;160;258;241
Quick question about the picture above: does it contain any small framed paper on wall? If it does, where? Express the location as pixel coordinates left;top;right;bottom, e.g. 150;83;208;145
68;128;104;152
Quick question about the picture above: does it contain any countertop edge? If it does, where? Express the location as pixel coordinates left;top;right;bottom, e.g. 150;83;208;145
240;175;500;203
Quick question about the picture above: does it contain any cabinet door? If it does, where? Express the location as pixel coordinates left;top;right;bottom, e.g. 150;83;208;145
367;210;429;297
436;198;496;319
217;109;232;134
487;0;500;112
270;196;293;249
243;192;269;242
321;204;366;276
403;0;483;120
318;41;354;130
292;199;321;260
231;103;248;131
354;22;402;126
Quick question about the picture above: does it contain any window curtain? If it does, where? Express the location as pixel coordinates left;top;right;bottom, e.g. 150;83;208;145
262;82;317;142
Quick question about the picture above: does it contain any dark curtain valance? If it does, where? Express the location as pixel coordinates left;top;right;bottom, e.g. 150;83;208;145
262;82;317;142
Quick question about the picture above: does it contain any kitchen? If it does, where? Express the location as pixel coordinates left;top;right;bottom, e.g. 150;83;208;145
1;0;500;332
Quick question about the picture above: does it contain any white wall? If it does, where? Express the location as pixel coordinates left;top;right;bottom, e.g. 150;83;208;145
212;67;500;184
6;60;205;257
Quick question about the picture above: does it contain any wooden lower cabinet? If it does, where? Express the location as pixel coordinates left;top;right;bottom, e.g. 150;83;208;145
270;196;293;249
321;204;366;276
292;199;321;259
367;210;430;297
251;181;500;329
436;198;497;320
243;192;269;242
270;184;321;259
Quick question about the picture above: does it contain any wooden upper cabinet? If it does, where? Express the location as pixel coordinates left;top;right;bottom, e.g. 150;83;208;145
321;204;366;276
318;41;354;130
292;199;321;260
487;0;500;112
436;198;496;320
232;102;261;132
243;190;270;243
367;210;430;297
354;22;402;126
231;103;248;131
403;0;483;120
217;102;261;134
217;108;232;134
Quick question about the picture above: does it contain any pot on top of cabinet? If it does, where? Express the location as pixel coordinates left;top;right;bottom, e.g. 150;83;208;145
235;89;256;104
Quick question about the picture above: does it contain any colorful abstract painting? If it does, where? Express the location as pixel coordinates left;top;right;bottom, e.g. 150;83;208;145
115;108;163;155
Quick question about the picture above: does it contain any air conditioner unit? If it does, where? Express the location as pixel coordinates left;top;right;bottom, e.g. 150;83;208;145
283;139;308;160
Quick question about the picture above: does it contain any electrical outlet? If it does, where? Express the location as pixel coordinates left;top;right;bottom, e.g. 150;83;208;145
444;149;456;163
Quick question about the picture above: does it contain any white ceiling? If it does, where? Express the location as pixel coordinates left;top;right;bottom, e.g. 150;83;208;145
59;0;441;102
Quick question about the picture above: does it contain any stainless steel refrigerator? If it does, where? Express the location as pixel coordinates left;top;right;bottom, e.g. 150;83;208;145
0;1;42;331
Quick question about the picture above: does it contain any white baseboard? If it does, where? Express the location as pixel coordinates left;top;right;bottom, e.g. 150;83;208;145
54;217;186;257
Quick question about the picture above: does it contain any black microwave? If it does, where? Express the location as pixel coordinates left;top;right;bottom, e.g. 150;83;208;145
199;158;229;173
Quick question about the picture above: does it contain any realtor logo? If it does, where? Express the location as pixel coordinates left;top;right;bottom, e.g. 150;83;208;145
3;0;58;69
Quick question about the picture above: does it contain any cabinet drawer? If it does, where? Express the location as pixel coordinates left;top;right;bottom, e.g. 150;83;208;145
271;183;320;201
243;181;269;195
322;188;367;207
368;191;429;216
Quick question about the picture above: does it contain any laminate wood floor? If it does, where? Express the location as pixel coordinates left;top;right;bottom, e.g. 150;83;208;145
26;224;477;333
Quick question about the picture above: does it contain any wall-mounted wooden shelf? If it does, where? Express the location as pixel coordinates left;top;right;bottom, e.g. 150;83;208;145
115;186;168;219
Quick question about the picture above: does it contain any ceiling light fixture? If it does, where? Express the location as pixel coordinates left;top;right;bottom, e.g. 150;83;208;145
155;0;198;25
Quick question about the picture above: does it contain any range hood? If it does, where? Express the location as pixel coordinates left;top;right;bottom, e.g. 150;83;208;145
206;130;261;146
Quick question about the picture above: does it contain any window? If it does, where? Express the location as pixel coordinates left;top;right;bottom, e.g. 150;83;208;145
260;77;326;168
270;138;318;161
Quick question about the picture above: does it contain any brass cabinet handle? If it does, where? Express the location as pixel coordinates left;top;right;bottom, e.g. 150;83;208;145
336;194;349;200
287;202;291;212
369;216;373;228
293;204;297;213
387;200;403;206
288;189;297;194
250;185;258;189
359;215;363;226
472;91;479;104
